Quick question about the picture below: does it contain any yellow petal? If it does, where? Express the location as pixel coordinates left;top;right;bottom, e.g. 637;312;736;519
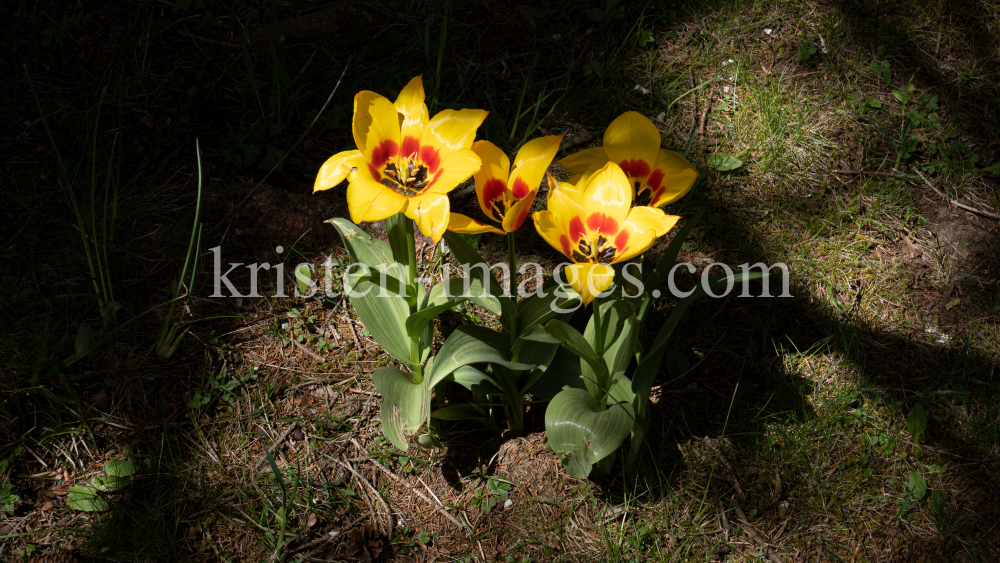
404;192;450;243
426;148;482;194
622;205;681;238
314;150;364;192
448;212;504;235
394;76;429;157
501;186;537;232
647;149;698;207
602;111;660;181
564;263;615;306
533;209;571;259
346;175;407;223
609;211;658;264
578;161;631;239
353;93;401;167
557;147;609;174
421;108;489;156
508;134;562;201
471;140;510;221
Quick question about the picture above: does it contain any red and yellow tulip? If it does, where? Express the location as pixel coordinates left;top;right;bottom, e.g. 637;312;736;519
448;135;563;235
534;162;680;305
557;111;697;209
313;76;488;243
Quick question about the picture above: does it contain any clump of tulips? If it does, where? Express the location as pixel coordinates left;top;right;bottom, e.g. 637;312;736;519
315;76;758;477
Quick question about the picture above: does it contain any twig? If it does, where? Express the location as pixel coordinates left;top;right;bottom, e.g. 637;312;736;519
349;438;464;528
178;31;241;49
329;457;393;538
292;50;317;85
697;93;712;138
254;422;299;471
219;57;352;233
343;300;364;351
0;510;37;560
915;169;1000;220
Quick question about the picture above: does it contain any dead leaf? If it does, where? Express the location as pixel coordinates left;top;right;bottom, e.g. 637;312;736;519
307;513;318;528
946;298;961;310
42;501;54;510
93;388;110;410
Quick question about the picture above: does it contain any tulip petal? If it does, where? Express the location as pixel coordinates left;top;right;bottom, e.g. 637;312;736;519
395;76;429;157
353;93;401;166
623;205;681;239
508;135;563;200
647;149;699;207
471;140;510;221
501;186;537;232
426;148;482;194
405;192;451;243
564;263;615;306
448;213;504;235
532;210;571;260
347;175;407;223
421;108;489;156
579;162;631;239
314;150;364;192
602;111;660;181
557;147;609;175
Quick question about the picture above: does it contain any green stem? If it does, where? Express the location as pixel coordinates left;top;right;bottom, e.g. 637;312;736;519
593;295;606;410
507;232;518;345
403;217;424;383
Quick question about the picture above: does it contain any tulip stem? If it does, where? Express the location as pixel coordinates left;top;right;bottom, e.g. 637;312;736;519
592;295;607;410
398;215;423;383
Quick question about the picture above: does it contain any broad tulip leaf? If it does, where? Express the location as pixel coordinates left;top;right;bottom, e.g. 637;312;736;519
373;366;431;451
642;209;705;303
384;212;414;267
93;475;128;492
405;277;502;338
331;218;416;362
545;388;635;479
426;325;535;388
431;405;489;424
442;231;516;331
515;281;581;334
584;299;638;391
448;365;502;395
67;485;108;512
708;154;743;171
103;460;137;477
534;320;605;396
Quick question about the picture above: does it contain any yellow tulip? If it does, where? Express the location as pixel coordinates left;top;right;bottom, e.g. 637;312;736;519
557;111;697;210
533;162;680;305
313;76;488;243
448;135;563;235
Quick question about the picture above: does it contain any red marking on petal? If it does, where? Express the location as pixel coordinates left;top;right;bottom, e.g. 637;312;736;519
646;169;665;191
371;140;399;169
401;136;420;159
586;213;619;235
511;177;530;199
509;191;536;231
419;145;441;174
618;159;651;179
367;164;382;181
425;169;443;193
569;216;586;242
613;230;630;260
482;178;507;206
560;235;572;258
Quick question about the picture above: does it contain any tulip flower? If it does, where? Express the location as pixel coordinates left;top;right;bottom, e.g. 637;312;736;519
534;162;680;305
448;135;563;235
557;111;697;211
313;76;488;243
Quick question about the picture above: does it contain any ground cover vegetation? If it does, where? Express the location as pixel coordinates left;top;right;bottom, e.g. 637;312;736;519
2;0;999;561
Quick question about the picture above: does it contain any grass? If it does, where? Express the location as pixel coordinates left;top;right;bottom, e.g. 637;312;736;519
2;0;999;561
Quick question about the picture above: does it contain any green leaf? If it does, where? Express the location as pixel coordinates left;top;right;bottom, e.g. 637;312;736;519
981;163;1000;174
372;366;431;451
384;212;414;267
103;460;137;477
67;485;108;512
515;281;581;334
75;323;94;356
330;218;419;363
92;475;128;492
448;365;502;395
642;209;704;304
906;471;927;500
708;154;743;172
295;264;312;295
892;89;907;105
405;277;502;338
431;405;489;424
907;403;927;440
544;388;635;479
584;299;638;390
425;326;536;388
442;231;516;331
